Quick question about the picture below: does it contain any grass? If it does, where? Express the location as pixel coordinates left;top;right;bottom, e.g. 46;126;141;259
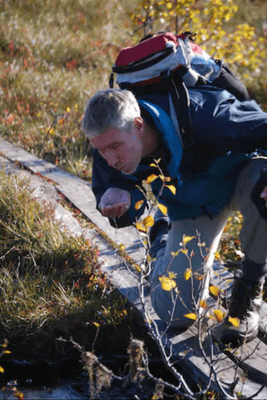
0;0;140;369
0;0;266;179
0;168;129;360
0;0;135;180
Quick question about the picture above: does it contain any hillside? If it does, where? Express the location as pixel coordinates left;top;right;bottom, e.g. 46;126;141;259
0;0;266;178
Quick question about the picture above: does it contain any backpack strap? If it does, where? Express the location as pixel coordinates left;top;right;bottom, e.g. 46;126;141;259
160;70;195;147
112;71;195;148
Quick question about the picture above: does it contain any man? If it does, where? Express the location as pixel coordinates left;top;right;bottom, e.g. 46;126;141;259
82;87;267;346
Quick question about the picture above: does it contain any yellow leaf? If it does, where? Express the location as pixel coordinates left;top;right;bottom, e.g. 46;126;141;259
208;313;216;321
224;346;235;353
93;322;100;328
135;265;141;273
182;235;196;245
194;272;205;281
0;366;4;373
184;268;192;281
146;174;158;184
199;299;207;309
134;199;144;210
213;309;225;322
3;350;11;354
209;285;220;297
182;349;190;356
149;163;157;168
168;271;177;279
171;250;181;257
159;175;164;181
228;316;240;327
159;276;176;291
164;176;171;182
165;184;176;195
146;254;152;263
135;222;147;232
184;313;197;320
214;251;221;260
158;203;168;215
143;215;154;227
190;249;195;258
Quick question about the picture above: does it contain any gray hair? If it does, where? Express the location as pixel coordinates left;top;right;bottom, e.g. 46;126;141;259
82;89;141;138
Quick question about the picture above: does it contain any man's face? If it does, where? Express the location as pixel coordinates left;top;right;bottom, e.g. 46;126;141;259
90;120;144;175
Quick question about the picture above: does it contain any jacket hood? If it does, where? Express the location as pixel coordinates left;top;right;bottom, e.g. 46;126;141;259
138;99;183;182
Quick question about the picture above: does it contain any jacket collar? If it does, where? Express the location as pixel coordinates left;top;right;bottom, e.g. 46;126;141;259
138;100;183;180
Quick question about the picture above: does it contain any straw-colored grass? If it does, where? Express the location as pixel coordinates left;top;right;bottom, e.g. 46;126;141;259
0;169;126;337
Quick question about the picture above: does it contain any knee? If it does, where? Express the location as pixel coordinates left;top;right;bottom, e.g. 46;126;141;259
251;167;267;221
150;279;195;329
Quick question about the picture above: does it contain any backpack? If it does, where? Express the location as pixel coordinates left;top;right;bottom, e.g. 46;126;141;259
109;32;249;146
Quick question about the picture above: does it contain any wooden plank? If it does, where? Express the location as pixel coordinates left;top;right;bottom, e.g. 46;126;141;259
168;324;249;395
211;327;267;396
210;265;267;394
2;140;267;397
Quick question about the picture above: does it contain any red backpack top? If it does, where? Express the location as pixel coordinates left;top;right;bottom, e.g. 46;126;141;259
110;32;249;146
111;32;225;87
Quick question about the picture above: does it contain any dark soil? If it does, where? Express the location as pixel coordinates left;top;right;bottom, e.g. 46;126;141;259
0;304;168;399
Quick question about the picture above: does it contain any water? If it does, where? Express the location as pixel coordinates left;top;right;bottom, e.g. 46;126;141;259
1;355;159;399
2;376;156;399
2;382;85;399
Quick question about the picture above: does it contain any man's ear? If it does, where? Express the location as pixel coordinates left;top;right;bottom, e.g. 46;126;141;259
133;116;144;131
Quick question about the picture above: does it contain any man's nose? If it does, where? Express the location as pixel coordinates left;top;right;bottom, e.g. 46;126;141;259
106;151;118;168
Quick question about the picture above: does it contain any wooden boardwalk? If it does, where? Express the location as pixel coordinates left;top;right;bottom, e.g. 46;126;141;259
1;137;267;398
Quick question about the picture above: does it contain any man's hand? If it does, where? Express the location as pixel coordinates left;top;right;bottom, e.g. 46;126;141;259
99;188;131;219
260;185;267;208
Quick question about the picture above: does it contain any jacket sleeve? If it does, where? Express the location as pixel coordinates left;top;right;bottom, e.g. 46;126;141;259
189;87;267;153
92;149;147;228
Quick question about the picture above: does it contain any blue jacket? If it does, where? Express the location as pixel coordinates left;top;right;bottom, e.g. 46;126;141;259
92;86;267;227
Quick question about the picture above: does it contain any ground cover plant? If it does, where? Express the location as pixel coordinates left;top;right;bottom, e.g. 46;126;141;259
0;0;266;176
0;0;135;179
0;169;128;347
